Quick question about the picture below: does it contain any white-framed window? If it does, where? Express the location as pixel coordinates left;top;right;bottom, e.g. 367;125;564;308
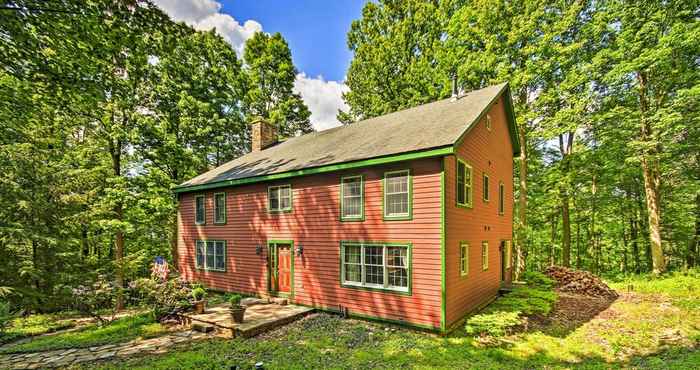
482;241;489;271
194;195;206;225
383;170;411;219
268;185;292;212
498;181;505;215
195;240;226;271
460;242;469;276
214;192;226;224
505;240;512;269
456;159;473;207
341;175;364;220
341;242;410;293
483;173;490;202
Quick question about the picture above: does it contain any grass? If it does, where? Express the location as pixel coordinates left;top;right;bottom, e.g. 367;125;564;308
0;312;78;345
67;271;698;370
1;313;167;354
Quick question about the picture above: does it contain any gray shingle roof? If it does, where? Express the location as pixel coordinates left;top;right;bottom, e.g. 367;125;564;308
177;82;517;191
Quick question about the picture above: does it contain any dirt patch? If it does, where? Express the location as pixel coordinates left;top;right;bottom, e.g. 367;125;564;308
526;291;617;336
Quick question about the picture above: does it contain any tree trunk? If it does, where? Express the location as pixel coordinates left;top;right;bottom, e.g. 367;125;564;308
550;213;557;266
689;191;700;268
111;137;125;310
559;133;573;267
515;91;528;279
637;71;666;274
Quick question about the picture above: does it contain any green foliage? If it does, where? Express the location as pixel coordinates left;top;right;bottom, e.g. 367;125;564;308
521;271;555;289
130;277;192;321
71;276;118;324
0;312;76;345
608;269;700;310
191;287;206;301
228;294;242;307
0;300;13;334
0;313;165;354
465;311;521;337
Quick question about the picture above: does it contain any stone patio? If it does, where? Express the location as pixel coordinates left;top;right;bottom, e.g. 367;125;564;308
181;302;314;338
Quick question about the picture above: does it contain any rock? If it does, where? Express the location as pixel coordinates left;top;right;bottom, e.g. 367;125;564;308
241;297;268;307
192;322;215;333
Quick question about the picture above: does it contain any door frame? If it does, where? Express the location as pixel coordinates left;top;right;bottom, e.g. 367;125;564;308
499;240;506;282
267;239;295;298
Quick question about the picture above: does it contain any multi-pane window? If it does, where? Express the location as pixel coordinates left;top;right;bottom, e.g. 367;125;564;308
384;170;411;219
341;242;410;292
195;240;226;271
481;241;489;270
483;173;490;202
268;185;292;212
460;242;469;276
341;176;364;220
498;181;505;215
195;195;205;225
456;159;473;207
214;193;226;224
485;114;492;131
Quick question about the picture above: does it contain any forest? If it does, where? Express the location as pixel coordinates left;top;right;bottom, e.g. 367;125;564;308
1;0;698;317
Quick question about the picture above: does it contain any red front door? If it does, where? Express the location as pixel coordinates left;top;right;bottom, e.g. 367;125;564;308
270;243;292;295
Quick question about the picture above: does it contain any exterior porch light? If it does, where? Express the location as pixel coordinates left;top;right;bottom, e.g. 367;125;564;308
255;245;263;255
296;244;303;256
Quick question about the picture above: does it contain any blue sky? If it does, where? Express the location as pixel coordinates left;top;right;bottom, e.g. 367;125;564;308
153;0;367;130
218;1;364;81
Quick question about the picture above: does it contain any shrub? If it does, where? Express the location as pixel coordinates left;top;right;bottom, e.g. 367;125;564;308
130;277;192;322
465;311;521;337
71;276;117;325
0;300;13;334
191;287;207;301
228;294;242;307
521;271;555;289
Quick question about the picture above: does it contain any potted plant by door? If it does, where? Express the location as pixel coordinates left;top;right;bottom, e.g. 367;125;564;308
191;287;207;314
229;294;246;323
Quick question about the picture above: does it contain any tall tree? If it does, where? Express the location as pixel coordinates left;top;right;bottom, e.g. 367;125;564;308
243;32;312;138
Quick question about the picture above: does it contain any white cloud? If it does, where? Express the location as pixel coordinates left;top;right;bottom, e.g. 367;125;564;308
294;73;348;130
152;0;261;55
153;0;349;130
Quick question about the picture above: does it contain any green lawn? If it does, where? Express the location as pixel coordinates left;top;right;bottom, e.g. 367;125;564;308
72;271;699;370
0;312;78;345
1;313;167;354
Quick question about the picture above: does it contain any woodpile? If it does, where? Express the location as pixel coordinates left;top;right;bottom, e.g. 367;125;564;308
544;266;619;299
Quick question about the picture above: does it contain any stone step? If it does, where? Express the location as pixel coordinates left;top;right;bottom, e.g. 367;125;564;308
241;297;269;307
191;322;215;333
270;297;287;306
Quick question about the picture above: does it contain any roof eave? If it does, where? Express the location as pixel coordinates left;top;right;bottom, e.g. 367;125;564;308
172;145;455;194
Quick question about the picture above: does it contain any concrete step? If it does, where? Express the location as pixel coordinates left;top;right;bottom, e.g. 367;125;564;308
270;297;288;306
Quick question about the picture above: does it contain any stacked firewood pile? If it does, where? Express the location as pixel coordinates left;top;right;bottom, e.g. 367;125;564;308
544;266;619;299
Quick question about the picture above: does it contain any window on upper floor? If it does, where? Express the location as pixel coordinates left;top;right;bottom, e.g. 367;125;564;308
341;175;364;221
483;173;490;202
383;170;411;220
498;181;505;215
195;195;206;225
214;192;226;224
268;185;292;212
456;159;473;208
195;240;226;271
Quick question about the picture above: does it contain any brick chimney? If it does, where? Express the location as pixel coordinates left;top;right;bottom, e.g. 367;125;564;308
250;117;277;152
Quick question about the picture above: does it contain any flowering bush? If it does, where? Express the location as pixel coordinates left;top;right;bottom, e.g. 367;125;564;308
71;276;117;325
130;276;192;322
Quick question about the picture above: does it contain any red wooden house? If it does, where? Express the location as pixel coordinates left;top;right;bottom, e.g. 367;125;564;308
174;82;519;332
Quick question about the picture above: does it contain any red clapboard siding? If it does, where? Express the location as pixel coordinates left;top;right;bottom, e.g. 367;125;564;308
178;157;443;329
444;95;515;327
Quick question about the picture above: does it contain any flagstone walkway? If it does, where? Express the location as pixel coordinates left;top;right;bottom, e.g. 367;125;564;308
0;330;212;369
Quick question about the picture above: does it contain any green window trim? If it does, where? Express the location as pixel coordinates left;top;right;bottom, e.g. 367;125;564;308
382;169;412;221
481;241;489;271
460;241;469;277
213;192;227;224
456;158;473;208
195;239;227;272
340;241;412;295
340;175;365;221
268;184;293;213
498;181;505;215
194;194;206;225
482;173;490;202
